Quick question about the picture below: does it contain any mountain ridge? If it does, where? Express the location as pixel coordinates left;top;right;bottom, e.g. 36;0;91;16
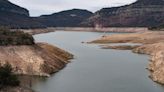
0;0;164;28
36;9;93;27
0;0;29;16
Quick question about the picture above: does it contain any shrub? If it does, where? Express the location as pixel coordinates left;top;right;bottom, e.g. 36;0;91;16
148;24;164;31
0;26;35;45
0;63;20;88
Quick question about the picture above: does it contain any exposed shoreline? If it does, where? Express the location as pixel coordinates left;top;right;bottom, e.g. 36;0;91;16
18;27;149;35
89;31;164;84
19;28;164;84
0;43;73;92
53;27;149;32
0;43;73;77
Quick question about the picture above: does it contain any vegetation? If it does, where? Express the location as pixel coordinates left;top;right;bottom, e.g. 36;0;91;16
148;24;164;31
0;26;35;45
0;63;20;88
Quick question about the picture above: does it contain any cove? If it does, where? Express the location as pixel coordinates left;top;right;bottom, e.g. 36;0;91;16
32;31;164;92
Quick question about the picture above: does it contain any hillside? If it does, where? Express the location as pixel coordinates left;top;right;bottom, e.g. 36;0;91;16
0;0;45;28
0;0;29;16
81;0;164;27
0;0;93;28
36;9;93;27
0;27;34;45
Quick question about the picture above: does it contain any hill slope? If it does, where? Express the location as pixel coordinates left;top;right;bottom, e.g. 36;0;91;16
1;0;164;28
36;9;93;27
0;0;45;28
81;0;164;27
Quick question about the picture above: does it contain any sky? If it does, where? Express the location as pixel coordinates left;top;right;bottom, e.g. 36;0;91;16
9;0;137;16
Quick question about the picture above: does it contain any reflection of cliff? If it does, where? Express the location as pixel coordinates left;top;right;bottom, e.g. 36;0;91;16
81;0;164;27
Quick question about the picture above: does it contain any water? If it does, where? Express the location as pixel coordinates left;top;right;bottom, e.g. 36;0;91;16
32;31;164;92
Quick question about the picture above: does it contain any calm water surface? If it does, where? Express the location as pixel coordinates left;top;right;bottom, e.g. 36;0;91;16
33;31;164;92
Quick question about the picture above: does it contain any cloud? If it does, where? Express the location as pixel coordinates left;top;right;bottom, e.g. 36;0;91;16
9;0;137;16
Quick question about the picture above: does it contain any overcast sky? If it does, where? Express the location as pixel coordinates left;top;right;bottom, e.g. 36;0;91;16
9;0;137;16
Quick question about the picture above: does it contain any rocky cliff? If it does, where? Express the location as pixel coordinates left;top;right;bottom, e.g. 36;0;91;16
0;43;73;76
81;0;164;27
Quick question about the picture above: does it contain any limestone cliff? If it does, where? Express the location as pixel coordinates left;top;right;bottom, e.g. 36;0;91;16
0;43;73;76
81;0;164;27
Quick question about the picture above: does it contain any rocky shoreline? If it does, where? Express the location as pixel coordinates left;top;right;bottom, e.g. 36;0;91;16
0;42;73;92
11;28;56;35
53;27;149;33
101;45;140;50
0;43;73;77
90;31;164;84
0;28;73;92
16;27;149;34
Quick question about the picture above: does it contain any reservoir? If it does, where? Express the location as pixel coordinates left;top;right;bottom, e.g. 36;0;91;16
33;31;164;92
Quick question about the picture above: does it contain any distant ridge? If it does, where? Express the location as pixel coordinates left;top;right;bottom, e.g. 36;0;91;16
35;9;93;27
0;0;164;28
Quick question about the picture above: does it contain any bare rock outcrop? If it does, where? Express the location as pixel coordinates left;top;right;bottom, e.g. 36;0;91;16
0;43;73;77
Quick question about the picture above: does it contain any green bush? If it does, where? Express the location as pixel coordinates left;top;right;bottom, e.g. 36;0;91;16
0;63;20;88
0;26;35;45
148;24;164;31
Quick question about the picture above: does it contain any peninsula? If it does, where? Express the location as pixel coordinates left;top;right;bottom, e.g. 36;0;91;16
0;27;73;91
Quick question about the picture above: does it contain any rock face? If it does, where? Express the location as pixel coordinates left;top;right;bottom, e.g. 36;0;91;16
81;0;164;27
0;43;73;76
36;9;93;27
